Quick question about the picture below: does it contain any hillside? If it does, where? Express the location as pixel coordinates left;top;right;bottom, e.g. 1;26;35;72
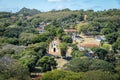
0;8;120;80
16;7;41;16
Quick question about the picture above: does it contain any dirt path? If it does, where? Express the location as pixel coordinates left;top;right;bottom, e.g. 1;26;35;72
55;58;68;69
55;47;72;69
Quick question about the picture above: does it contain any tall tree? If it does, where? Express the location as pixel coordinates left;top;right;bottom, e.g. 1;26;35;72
59;43;68;58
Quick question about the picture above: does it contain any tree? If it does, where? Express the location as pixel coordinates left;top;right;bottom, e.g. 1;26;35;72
42;70;83;80
106;54;116;64
42;70;119;80
19;32;38;45
105;32;118;44
33;42;48;58
45;25;57;37
101;28;113;35
0;26;5;36
4;27;23;38
94;48;108;60
61;35;72;43
112;43;119;53
71;44;79;51
71;50;84;58
115;65;120;77
64;57;115;72
56;27;64;37
104;22;116;30
89;60;114;71
102;43;112;51
6;38;19;45
64;58;93;72
19;50;38;71
79;24;89;34
116;38;120;50
75;22;88;32
0;48;15;57
112;38;120;51
82;70;119;80
37;56;57;72
0;56;30;80
58;43;68;58
38;32;52;42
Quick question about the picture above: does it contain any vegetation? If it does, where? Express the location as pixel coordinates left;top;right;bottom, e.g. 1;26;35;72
58;42;68;58
37;56;57;72
64;58;114;72
0;8;120;79
0;56;30;80
42;70;119;80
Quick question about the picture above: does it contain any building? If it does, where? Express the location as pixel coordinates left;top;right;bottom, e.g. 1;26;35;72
72;33;83;43
80;43;100;48
84;15;87;21
49;38;61;57
35;27;45;33
35;22;45;33
95;35;106;41
64;29;77;34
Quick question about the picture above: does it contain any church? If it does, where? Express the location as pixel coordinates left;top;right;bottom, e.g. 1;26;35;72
49;38;61;57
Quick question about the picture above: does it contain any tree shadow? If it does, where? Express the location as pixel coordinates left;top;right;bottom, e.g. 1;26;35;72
64;56;72;61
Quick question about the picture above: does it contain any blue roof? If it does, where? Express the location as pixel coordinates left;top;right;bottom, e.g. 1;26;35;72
84;53;91;57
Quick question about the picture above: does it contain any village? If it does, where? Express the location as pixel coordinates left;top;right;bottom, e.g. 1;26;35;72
0;4;119;80
30;15;109;80
34;15;106;59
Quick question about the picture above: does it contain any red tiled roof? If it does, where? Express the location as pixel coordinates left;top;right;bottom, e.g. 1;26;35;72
35;27;42;30
81;44;99;47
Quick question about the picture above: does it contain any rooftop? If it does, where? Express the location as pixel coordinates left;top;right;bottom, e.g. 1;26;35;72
64;29;77;32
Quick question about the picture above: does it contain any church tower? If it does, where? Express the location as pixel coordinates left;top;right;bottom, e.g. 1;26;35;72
84;15;87;21
49;38;61;56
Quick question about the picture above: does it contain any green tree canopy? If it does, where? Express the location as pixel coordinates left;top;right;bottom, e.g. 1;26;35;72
94;48;108;60
0;56;30;80
64;58;114;72
58;42;68;58
37;56;57;72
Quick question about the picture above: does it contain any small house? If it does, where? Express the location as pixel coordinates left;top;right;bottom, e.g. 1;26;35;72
64;29;77;34
35;22;45;33
81;43;100;48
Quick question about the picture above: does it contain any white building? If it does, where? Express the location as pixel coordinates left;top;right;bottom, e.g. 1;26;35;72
49;39;61;56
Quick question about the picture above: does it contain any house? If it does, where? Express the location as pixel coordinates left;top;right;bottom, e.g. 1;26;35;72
35;27;45;33
95;35;106;41
35;22;46;33
72;33;83;43
78;34;101;48
81;43;100;48
64;29;77;34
